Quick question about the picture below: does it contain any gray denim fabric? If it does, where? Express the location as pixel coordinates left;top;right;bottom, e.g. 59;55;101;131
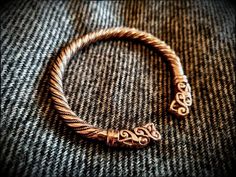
0;0;235;177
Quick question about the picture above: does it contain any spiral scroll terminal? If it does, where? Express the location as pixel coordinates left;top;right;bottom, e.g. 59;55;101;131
169;75;192;117
97;123;161;148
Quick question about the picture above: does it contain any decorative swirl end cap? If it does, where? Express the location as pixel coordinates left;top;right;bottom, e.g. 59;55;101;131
101;123;161;148
169;75;192;117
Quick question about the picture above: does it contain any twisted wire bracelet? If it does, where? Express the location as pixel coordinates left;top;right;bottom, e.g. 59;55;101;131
49;27;192;148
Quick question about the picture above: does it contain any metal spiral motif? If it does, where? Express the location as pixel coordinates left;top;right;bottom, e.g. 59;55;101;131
49;27;192;148
169;76;192;117
102;123;161;148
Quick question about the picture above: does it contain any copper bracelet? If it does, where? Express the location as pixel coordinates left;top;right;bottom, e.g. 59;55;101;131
49;27;192;148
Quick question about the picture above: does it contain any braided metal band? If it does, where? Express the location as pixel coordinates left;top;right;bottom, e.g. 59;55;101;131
49;27;192;148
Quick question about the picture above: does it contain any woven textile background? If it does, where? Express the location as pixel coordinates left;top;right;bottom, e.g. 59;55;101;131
1;0;235;177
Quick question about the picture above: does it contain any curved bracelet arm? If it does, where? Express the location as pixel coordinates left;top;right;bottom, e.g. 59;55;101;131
49;27;192;148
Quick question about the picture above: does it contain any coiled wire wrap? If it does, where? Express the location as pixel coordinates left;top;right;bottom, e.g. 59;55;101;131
49;27;192;148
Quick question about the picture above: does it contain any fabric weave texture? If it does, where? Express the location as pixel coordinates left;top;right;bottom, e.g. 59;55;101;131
0;0;235;177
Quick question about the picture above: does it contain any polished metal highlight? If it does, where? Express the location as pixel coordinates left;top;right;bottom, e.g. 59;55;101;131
49;27;192;148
